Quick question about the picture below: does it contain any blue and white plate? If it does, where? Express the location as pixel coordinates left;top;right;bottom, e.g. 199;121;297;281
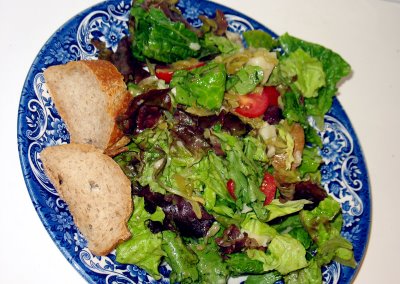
17;0;371;283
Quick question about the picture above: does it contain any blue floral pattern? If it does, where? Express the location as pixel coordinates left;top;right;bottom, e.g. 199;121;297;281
17;1;370;284
92;19;127;51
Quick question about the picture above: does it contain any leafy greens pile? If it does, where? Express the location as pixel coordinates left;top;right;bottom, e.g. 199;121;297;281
96;0;356;283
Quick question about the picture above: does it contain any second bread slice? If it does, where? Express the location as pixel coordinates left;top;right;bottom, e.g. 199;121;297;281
40;143;132;256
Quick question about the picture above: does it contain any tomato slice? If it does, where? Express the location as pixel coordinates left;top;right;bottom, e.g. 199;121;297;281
234;86;280;118
155;62;206;84
260;172;277;205
264;86;280;107
227;179;237;200
155;68;174;83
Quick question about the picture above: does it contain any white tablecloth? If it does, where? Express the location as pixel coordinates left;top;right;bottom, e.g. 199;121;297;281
1;0;399;283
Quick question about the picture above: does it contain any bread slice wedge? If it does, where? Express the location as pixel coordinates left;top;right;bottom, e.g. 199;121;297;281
43;60;132;151
40;143;132;255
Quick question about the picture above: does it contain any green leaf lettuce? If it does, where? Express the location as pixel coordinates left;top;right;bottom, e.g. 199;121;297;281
116;196;165;279
247;234;308;275
171;62;227;110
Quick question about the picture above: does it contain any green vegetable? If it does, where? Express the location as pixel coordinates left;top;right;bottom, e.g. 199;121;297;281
190;151;233;204
247;234;308;275
170;62;227;110
244;136;269;163
127;82;142;96
304;125;323;148
226;65;264;95
281;91;307;124
298;146;322;177
158;139;201;198
279;33;351;120
225;253;265;276
162;231;199;283
284;259;322;284
116;196;165;279
133;127;171;194
275;122;296;170
204;33;241;54
191;239;229;283
243;30;277;50
265;199;313;222
300;196;341;245
213;131;267;205
131;6;200;63
279;48;326;98
300;197;357;268
118;6;356;282
240;213;277;247
317;236;357;268
245;271;283;284
113;142;140;181
272;215;312;250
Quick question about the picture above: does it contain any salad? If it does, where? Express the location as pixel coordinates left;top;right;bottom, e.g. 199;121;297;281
94;0;356;283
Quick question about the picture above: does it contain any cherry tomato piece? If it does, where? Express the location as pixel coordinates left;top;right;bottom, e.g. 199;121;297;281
155;68;174;83
235;86;280;118
227;179;237;200
260;172;277;205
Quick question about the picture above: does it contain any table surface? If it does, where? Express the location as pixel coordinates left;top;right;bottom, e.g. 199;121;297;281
1;0;399;283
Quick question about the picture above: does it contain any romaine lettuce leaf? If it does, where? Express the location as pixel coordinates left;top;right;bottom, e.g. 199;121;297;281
316;236;357;268
245;271;282;284
271;215;312;250
304;125;323;148
265;199;313;222
213;131;267;205
133;127;171;194
281;91;307;125
225;253;265;277
203;32;241;54
247;234;308;275
191;151;233;203
300;196;356;268
274;121;296;170
131;6;200;63
298;146;322;177
240;213;277;247
170;62;227;110
191;237;229;283
279;48;326;98
226;65;264;95
113;142;140;181
116;196;165;279
243;30;277;50
284;259;322;284
244;136;269;163
279;33;351;120
162;230;199;283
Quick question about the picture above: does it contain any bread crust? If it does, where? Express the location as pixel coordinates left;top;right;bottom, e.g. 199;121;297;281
80;60;132;149
41;143;133;256
44;60;132;151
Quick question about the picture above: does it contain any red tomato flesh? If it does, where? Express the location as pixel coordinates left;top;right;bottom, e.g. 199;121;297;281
260;172;277;205
235;86;280;118
227;179;237;200
155;68;174;83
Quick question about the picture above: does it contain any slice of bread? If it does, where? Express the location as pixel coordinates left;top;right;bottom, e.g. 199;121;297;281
40;143;133;256
44;60;132;151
